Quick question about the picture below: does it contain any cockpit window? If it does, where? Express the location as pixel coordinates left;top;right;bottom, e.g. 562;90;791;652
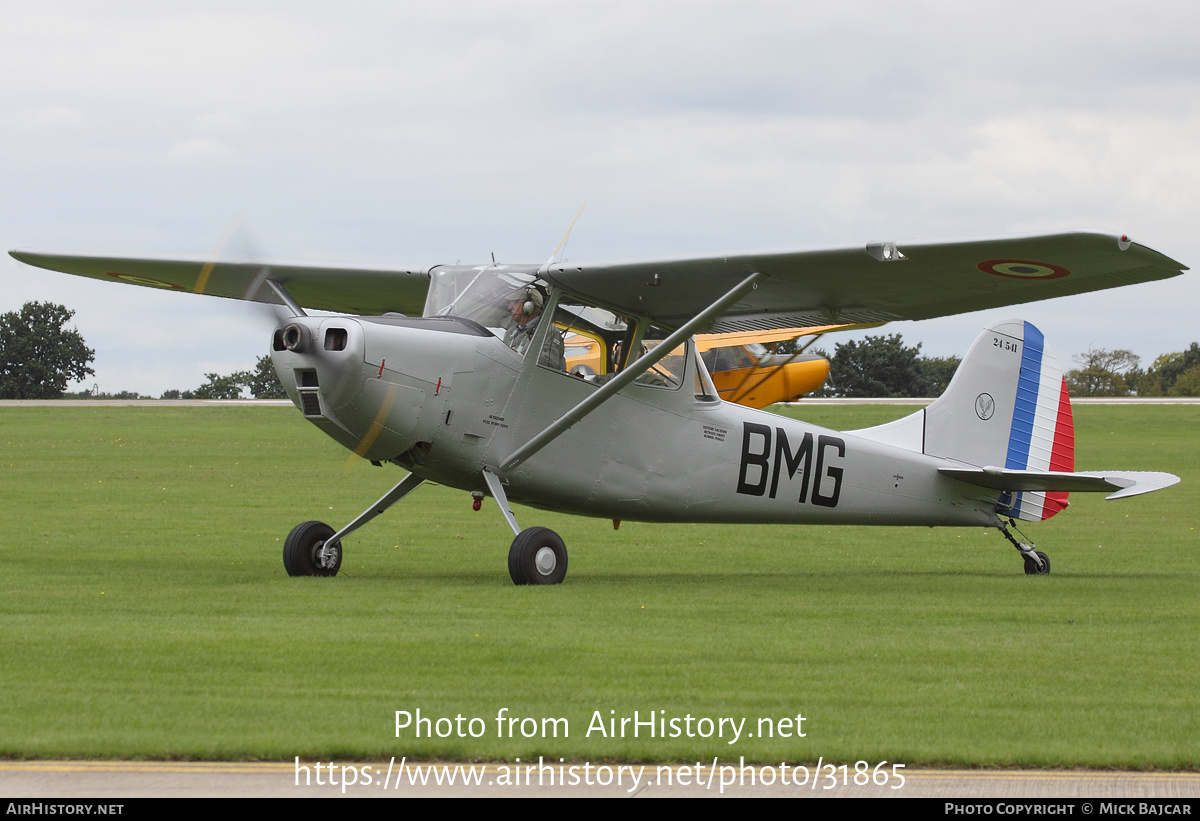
424;266;542;339
547;299;629;378
632;326;685;390
543;300;687;391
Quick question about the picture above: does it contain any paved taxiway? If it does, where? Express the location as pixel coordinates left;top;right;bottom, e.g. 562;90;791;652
3;761;1199;798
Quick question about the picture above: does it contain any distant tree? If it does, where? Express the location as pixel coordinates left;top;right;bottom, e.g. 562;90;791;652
1168;363;1200;397
1134;343;1200;396
918;355;962;396
800;346;828;396
245;355;286;399
824;334;931;397
193;372;247;400
186;356;283;400
1065;348;1140;397
0;302;96;399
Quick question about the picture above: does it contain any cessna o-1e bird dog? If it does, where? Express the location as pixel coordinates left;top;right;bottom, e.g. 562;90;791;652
10;231;1185;584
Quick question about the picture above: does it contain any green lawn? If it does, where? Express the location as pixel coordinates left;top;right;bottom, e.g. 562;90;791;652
0;404;1195;766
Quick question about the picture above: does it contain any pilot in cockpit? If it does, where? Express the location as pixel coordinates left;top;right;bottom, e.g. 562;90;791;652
504;285;566;370
503;286;544;354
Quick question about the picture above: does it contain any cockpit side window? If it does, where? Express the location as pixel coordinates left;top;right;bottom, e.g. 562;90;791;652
630;325;685;390
535;295;689;392
541;297;629;381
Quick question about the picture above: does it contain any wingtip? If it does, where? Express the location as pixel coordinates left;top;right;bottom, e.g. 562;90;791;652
1104;471;1181;500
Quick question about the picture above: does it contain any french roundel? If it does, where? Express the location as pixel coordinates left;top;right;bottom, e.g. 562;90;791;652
106;272;186;290
977;259;1070;280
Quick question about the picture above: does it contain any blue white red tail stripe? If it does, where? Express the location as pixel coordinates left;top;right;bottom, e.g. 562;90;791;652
1006;322;1044;474
1004;321;1075;521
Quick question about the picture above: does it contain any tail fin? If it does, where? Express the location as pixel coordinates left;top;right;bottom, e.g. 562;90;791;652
854;319;1075;521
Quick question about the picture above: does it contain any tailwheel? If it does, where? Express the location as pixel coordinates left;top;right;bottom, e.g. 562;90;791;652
1022;550;1050;576
283;520;343;577
508;527;567;585
998;519;1049;576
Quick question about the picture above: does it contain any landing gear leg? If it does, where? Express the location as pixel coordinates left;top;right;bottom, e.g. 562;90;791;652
998;519;1049;575
482;468;569;586
281;472;426;576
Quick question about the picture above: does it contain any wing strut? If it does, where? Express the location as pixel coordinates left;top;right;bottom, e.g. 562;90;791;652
499;271;766;474
266;277;307;317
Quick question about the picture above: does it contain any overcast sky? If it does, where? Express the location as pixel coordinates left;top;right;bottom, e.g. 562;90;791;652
2;1;1197;395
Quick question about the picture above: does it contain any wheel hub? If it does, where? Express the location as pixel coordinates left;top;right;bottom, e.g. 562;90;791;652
314;541;341;570
534;546;557;576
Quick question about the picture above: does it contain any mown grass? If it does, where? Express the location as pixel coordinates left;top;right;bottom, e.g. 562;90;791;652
0;405;1195;766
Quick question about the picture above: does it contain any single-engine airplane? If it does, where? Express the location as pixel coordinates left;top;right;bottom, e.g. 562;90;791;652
10;230;1185;584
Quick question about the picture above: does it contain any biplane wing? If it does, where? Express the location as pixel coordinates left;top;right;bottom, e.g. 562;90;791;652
543;231;1187;333
6;251;431;317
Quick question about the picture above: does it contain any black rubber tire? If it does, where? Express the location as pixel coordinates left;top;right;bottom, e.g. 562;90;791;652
508;527;568;585
1023;550;1050;575
283;520;342;577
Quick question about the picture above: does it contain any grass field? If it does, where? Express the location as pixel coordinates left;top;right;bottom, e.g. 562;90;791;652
1;404;1196;767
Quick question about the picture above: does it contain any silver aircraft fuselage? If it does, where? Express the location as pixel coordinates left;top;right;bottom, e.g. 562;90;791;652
270;311;1002;530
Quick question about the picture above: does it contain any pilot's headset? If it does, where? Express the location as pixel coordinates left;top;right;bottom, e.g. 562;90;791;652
519;286;544;316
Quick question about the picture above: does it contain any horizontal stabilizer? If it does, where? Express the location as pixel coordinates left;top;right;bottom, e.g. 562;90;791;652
940;466;1180;500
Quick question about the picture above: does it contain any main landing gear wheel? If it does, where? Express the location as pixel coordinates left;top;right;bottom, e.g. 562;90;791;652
1023;550;1050;576
508;527;567;585
283;520;343;577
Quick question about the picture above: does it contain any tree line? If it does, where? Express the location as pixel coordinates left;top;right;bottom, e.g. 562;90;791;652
1065;344;1200;397
148;356;286;400
802;334;961;398
3;300;1198;399
63;355;285;400
1;301;284;400
786;333;1200;398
